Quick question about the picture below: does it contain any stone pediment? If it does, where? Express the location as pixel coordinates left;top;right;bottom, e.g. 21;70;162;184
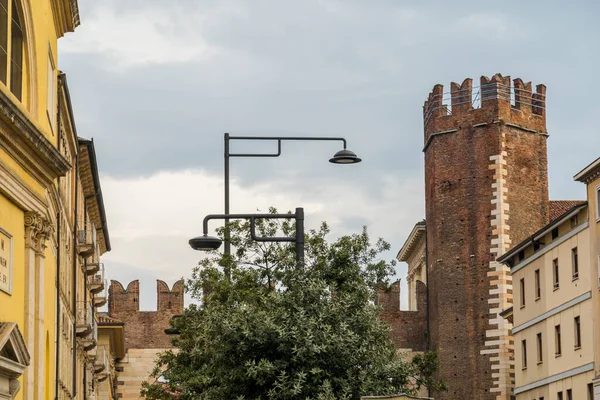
0;323;30;377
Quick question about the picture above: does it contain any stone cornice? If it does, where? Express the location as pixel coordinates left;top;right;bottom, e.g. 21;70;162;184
0;89;70;187
573;157;600;184
49;0;80;38
396;221;426;262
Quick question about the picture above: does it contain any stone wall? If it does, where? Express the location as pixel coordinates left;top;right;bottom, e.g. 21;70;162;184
116;349;163;400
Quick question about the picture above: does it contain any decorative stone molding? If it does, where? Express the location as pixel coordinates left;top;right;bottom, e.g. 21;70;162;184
0;88;70;188
24;212;52;254
0;322;30;400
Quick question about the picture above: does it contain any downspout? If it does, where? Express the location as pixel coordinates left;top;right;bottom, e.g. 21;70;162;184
54;78;62;400
72;151;78;398
425;224;431;399
83;198;88;400
54;213;60;400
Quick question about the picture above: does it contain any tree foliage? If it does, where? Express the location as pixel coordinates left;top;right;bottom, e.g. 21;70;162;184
142;208;445;399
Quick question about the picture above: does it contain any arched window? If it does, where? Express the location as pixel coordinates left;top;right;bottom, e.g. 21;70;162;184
0;0;24;100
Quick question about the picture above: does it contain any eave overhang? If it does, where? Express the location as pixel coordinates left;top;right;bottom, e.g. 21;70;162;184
0;89;70;187
497;202;587;265
78;138;111;253
574;157;600;184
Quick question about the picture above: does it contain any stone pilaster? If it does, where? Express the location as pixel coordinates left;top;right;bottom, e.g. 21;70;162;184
22;211;52;400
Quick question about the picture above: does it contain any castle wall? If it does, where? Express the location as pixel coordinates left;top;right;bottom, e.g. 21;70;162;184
108;280;183;351
108;279;184;399
421;74;549;400
378;281;427;352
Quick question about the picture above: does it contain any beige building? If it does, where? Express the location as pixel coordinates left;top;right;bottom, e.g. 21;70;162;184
396;221;426;311
96;315;125;400
55;75;113;400
499;158;600;400
574;158;600;398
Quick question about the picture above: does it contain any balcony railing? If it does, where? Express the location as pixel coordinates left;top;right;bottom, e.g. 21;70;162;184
89;264;105;295
93;345;108;374
76;301;97;351
86;247;100;275
77;221;96;257
93;282;107;308
76;301;93;337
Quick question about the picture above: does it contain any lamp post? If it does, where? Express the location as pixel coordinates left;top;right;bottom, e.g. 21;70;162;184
223;133;361;256
189;207;305;273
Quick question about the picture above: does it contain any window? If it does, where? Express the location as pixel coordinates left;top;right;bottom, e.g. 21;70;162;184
533;241;541;251
552;227;559;240
521;339;527;368
555;325;561;356
574;316;581;349
553;258;560;290
557;392;563;400
566;389;572;400
570;215;578;228
536;332;543;363
535;269;541;299
47;52;56;131
518;250;525;261
589;383;594;400
596;186;600;220
520;278;525;307
572;247;579;280
0;0;24;100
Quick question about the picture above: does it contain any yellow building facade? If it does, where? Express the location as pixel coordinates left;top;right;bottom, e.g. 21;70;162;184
500;158;600;400
0;1;114;399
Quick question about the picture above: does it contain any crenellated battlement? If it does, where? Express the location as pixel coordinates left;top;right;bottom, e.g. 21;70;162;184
108;279;185;350
108;279;184;315
423;73;547;148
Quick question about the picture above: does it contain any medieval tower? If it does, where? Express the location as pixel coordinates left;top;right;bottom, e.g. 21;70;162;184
423;73;549;399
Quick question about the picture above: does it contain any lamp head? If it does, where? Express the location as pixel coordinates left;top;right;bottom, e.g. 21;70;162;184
329;149;362;164
189;235;222;251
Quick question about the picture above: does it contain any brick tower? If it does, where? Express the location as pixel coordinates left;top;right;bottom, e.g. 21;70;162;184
423;74;549;399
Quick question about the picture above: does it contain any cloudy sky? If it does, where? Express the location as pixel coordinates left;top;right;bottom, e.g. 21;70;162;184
59;0;599;310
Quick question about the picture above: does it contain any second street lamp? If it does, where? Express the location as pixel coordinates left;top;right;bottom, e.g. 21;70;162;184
223;133;361;256
190;207;305;276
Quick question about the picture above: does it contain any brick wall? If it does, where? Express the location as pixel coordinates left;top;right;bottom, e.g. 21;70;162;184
378;281;427;351
109;279;184;399
108;280;183;351
420;74;549;400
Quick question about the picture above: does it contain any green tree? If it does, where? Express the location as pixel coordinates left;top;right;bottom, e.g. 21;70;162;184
142;209;445;399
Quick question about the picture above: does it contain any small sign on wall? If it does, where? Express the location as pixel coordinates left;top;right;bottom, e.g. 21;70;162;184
0;228;13;295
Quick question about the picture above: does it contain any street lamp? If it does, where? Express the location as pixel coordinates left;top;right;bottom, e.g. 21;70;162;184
223;133;361;255
189;207;305;268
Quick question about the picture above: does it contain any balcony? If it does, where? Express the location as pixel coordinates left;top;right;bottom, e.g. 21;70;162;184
86;248;100;276
93;345;108;374
76;302;97;351
77;222;96;257
76;302;93;337
93;282;107;308
89;264;105;294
